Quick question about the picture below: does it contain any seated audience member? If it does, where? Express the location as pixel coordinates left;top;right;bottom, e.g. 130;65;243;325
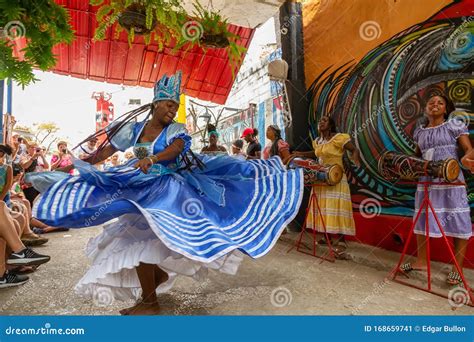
10;164;48;246
0;201;50;288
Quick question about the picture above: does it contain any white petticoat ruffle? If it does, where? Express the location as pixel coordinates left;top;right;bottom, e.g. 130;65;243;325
75;214;244;302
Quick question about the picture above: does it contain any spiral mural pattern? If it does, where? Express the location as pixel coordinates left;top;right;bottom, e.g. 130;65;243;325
308;14;474;217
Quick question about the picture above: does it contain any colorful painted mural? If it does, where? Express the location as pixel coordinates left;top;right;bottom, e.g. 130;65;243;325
303;0;474;217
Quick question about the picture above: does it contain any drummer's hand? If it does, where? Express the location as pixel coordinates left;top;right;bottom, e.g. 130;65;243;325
461;155;474;173
134;158;153;174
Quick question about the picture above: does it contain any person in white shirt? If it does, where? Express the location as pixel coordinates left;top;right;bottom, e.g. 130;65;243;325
78;137;98;160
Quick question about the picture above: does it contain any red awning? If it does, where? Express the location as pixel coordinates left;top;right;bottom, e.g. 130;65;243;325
13;1;254;104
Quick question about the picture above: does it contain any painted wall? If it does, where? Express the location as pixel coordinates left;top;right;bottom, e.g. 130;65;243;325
303;0;474;217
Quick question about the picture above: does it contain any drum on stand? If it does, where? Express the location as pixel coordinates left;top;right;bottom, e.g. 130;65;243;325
377;151;460;182
287;158;343;186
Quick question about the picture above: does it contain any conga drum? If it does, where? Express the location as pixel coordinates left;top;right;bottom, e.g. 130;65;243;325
287;158;344;185
378;151;460;182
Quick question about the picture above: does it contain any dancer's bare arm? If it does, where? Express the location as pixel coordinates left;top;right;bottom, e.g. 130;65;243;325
459;135;474;173
85;144;118;165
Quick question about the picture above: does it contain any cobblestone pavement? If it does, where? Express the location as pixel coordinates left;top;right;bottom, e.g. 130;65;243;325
0;227;472;315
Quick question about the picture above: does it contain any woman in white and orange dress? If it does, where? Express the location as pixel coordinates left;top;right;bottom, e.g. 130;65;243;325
293;116;360;256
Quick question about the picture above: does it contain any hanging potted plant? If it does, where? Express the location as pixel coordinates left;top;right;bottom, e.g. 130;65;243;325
91;0;187;47
175;1;247;73
192;2;231;48
91;0;247;73
117;2;156;34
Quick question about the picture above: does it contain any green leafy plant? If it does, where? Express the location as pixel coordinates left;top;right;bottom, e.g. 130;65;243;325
92;0;247;73
91;0;188;48
0;0;75;87
190;1;247;72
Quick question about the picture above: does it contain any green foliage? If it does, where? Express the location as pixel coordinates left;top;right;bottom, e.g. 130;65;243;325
92;0;247;76
0;0;247;88
0;0;75;87
92;0;188;49
190;0;247;76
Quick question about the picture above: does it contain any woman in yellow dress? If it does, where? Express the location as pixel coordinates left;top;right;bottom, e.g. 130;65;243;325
293;116;360;255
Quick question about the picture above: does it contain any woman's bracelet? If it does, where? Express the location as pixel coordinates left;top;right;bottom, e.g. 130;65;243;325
147;155;158;164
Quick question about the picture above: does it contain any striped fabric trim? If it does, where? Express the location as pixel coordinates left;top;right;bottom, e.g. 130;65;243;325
33;179;96;221
414;208;470;214
32;156;303;263
128;162;303;262
412;230;472;240
305;223;355;232
308;208;354;218
67;183;81;214
416;185;466;191
313;192;352;201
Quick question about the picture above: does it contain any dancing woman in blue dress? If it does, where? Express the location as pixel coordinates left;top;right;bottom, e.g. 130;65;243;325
27;71;304;315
